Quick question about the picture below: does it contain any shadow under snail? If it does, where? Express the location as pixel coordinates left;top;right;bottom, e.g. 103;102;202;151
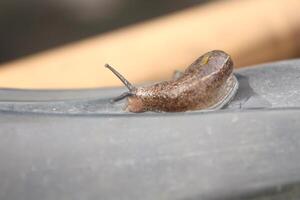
105;50;239;113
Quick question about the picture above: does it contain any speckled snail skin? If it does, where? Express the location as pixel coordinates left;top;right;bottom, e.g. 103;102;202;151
105;50;239;112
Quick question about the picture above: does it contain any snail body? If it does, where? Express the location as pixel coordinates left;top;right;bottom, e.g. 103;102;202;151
106;50;238;112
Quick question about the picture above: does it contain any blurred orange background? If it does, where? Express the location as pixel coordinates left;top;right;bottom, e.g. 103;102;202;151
0;0;300;89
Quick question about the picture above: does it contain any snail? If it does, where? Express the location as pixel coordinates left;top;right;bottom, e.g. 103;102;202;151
105;50;238;112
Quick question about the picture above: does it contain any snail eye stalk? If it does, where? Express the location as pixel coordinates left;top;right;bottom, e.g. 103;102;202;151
105;64;136;91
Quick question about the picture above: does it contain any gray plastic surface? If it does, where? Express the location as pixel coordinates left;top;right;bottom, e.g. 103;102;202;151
0;59;300;200
0;59;300;115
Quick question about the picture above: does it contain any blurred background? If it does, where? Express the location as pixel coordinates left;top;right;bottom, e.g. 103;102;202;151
0;0;299;89
0;0;208;62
